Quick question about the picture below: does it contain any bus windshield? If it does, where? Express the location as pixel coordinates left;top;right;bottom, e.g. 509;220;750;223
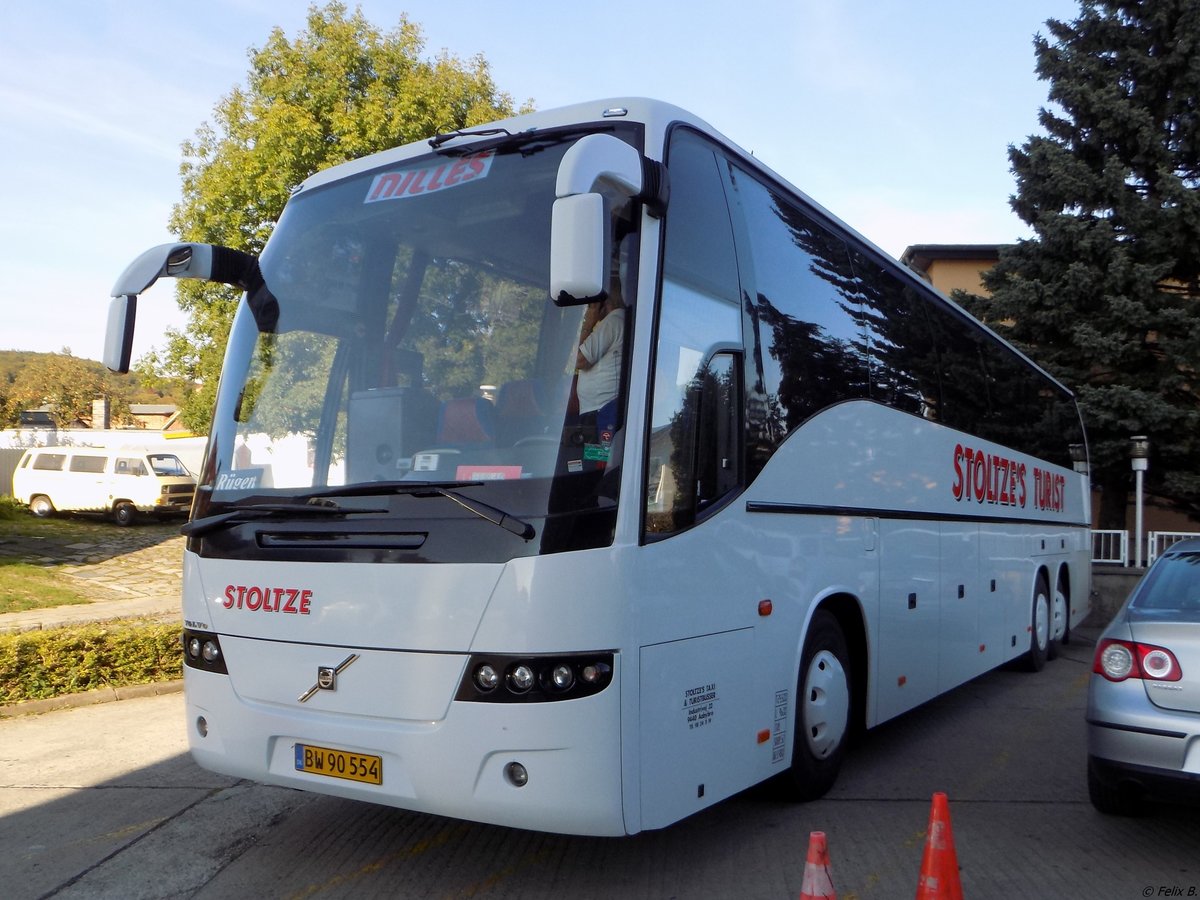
198;126;640;556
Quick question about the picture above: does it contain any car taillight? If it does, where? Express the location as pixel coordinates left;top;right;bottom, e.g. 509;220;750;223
1093;638;1182;682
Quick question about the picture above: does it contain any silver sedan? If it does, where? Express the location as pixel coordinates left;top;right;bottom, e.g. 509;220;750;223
1087;537;1200;814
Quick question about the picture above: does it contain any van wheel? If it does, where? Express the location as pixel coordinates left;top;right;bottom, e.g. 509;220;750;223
29;495;54;518
113;501;137;527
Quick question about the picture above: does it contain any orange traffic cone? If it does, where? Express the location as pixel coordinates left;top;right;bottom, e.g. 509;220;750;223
799;830;837;900
915;792;963;899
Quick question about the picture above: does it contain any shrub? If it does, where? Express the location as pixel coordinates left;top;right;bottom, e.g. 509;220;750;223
0;620;181;704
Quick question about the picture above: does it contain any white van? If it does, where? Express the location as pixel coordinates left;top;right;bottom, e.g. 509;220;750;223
11;447;196;525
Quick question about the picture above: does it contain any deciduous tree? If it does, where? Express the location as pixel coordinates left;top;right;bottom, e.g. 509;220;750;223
142;2;530;432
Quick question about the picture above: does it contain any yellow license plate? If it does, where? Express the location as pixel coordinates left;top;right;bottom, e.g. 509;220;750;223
294;743;382;785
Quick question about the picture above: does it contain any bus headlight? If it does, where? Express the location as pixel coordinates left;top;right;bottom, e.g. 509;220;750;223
455;652;615;703
182;628;229;675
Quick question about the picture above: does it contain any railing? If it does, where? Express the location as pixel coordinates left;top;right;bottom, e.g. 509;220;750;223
1090;530;1200;566
1091;530;1129;566
1147;531;1200;565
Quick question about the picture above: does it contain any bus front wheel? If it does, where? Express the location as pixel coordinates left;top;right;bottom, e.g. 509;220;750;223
779;610;851;801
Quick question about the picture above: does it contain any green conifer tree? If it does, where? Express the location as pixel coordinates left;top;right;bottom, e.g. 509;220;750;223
960;0;1200;526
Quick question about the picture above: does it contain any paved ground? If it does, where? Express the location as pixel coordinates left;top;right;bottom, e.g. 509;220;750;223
0;519;183;632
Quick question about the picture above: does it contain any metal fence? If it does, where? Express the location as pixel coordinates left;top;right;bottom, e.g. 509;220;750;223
1091;529;1200;567
0;447;25;498
1091;530;1129;566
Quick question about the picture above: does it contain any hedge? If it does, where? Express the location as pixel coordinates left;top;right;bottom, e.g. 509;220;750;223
0;620;182;704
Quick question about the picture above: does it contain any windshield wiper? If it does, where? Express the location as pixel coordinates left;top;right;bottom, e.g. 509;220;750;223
181;500;386;539
307;480;536;541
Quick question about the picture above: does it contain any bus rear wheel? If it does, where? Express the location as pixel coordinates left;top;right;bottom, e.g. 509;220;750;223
1024;574;1051;672
778;610;851;801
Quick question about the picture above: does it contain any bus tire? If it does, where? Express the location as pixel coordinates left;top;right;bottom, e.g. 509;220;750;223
29;495;54;518
1024;574;1051;672
1048;576;1068;660
779;610;852;801
113;501;137;527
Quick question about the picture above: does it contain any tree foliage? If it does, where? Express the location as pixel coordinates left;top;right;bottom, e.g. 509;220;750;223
0;351;140;428
144;2;530;432
958;0;1200;525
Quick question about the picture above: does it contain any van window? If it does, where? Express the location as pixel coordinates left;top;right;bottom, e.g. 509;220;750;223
148;454;189;477
32;454;66;471
69;455;108;474
116;457;149;476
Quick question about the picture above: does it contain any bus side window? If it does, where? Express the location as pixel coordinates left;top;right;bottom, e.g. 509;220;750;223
645;130;743;538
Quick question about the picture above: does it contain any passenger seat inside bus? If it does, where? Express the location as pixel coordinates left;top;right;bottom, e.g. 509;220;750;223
435;396;495;448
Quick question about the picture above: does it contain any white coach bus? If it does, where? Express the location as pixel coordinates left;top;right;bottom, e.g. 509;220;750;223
105;98;1090;836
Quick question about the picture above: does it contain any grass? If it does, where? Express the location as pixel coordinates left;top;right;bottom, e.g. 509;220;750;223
0;496;101;613
0;497;183;704
0;559;93;613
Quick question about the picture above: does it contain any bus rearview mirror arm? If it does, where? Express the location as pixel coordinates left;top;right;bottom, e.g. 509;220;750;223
549;134;669;307
104;242;260;373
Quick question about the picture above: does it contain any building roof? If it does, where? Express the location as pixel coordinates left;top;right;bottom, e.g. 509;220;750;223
900;244;1003;275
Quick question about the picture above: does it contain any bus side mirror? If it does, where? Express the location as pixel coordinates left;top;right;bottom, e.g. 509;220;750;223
104;295;137;373
549;133;667;307
550;193;609;305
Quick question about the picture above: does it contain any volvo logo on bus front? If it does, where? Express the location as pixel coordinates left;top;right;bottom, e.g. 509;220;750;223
298;653;359;702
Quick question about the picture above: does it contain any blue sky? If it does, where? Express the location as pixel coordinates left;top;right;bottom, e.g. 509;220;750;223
0;0;1081;363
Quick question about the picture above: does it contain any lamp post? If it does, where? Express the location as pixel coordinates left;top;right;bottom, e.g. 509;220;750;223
1130;435;1150;568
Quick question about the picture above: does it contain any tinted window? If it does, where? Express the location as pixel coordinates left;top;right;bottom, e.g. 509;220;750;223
69;455;107;474
32;454;65;471
1134;552;1200;611
646;131;743;536
733;166;867;439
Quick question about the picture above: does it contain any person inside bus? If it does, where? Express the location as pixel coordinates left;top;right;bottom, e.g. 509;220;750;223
574;273;625;439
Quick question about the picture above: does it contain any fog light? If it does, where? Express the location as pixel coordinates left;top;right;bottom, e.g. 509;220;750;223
508;664;535;693
202;641;221;664
196;716;208;738
505;761;528;787
475;664;500;691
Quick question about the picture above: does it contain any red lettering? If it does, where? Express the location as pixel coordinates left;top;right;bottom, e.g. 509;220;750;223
465;154;487;179
444;157;469;187
426;163;448;192
952;444;965;500
220;585;314;614
406;169;431;195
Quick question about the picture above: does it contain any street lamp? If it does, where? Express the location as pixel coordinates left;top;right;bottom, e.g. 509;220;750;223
1130;435;1150;568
